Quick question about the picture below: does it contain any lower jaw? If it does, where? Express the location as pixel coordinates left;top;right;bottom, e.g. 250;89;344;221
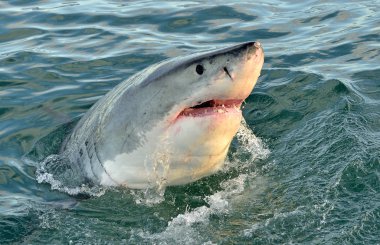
168;114;242;159
161;113;243;186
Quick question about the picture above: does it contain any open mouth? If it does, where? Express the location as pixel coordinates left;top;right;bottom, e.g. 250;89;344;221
178;99;243;117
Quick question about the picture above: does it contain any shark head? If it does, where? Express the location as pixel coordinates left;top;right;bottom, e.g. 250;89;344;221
63;41;264;189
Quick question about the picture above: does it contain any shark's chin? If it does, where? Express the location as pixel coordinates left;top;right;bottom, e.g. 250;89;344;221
163;110;242;185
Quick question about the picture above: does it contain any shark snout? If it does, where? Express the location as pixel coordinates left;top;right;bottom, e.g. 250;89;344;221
246;41;264;61
221;41;263;82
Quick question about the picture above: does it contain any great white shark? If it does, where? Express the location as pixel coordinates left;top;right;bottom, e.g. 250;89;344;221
61;41;264;189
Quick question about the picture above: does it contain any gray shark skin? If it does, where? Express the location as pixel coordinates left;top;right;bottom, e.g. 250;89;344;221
61;41;264;189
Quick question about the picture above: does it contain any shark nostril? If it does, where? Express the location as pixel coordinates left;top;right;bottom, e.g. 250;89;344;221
223;67;233;80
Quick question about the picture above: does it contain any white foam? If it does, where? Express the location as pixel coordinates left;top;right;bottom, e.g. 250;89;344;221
129;187;166;206
36;155;106;197
36;170;105;197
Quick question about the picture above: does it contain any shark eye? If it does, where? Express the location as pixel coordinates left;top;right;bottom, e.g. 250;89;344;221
196;64;204;75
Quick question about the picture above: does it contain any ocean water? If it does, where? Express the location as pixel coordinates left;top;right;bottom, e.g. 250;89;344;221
0;0;379;244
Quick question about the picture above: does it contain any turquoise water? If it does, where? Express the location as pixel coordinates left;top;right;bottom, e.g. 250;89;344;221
1;1;379;244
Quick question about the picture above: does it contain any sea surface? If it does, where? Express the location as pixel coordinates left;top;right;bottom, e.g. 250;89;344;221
1;1;379;244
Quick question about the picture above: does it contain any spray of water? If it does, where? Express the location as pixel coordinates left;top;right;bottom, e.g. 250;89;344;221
36;155;106;197
227;118;270;169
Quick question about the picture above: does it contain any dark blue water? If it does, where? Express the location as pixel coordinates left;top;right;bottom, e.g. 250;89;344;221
1;1;379;244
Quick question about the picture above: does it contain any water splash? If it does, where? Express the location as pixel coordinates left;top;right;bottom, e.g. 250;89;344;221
36;155;106;197
169;174;249;227
225;118;270;171
129;188;166;206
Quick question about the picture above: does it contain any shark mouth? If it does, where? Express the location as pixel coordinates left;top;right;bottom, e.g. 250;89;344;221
178;99;243;117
